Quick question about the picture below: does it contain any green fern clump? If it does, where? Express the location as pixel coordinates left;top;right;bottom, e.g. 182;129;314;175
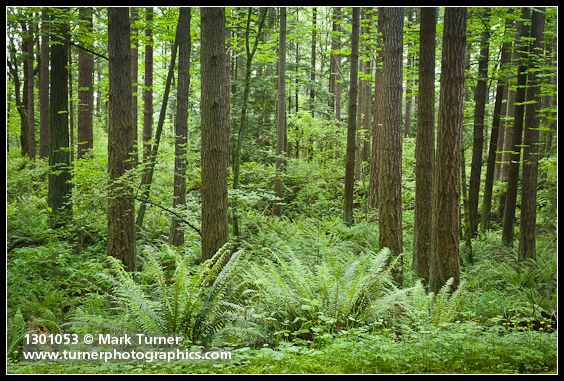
397;278;468;329
238;246;407;342
102;242;246;346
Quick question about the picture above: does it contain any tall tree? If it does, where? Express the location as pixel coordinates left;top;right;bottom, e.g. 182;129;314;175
200;7;230;261
48;8;72;228
131;7;139;167
26;19;36;160
379;7;404;284
143;7;153;163
309;7;317;116
502;7;531;246
519;7;546;262
429;7;467;294
369;9;383;210
480;22;512;233
413;7;437;285
77;7;94;159
468;8;491;236
273;7;287;217
39;9;50;158
231;8;267;237
328;7;341;120
170;7;191;247
107;7;135;271
343;7;360;227
404;8;415;138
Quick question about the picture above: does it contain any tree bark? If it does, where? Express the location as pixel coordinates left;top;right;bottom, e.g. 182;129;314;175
481;31;512;233
502;8;531;246
48;9;72;228
519;7;545;262
274;7;287;217
369;9;383;210
77;7;94;159
107;7;136;271
26;20;36;160
170;7;191;247
343;7;360;227
413;7;437;285
429;7;467;294
200;7;230;261
378;7;404;285
143;7;153;163
39;9;50;158
468;8;490;236
131;7;139;167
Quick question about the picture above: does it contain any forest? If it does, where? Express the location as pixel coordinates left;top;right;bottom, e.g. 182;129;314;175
6;6;558;374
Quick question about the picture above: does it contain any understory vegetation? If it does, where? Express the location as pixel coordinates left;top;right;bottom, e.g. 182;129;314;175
6;143;557;374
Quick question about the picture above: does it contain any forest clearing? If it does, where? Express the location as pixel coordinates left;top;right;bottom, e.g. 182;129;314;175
6;6;557;374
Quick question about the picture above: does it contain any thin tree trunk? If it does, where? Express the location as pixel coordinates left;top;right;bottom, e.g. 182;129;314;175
170;7;191;247
481;34;512;233
519;7;545;262
468;8;490;236
136;20;180;233
26;20;36;160
77;7;94;159
39;9;50;158
369;9;383;210
343;7;360;227
231;8;267;237
143;7;153;163
502;8;531;246
131;7;139;167
274;7;287;217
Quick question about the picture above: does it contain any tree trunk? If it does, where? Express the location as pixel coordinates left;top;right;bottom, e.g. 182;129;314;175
143;7;153;163
77;7;94;159
274;7;287;217
26;20;36;160
519;7;545;262
131;7;139;167
170;7;191;247
502;8;531;246
39;9;50;159
429;7;467;294
48;9;72;228
413;7;437;285
379;7;404;285
404;8;415;138
107;7;135;271
200;7;230;261
369;9;383;210
468;8;490;236
231;8;267;237
310;7;316;116
481;33;512;233
343;7;360;227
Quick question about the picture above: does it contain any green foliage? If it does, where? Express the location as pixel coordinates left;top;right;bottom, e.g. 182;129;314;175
101;243;246;346
238;243;405;344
